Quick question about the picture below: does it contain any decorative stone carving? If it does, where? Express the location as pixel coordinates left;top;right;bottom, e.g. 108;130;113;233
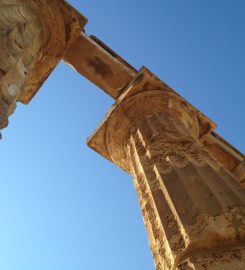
1;2;244;268
0;0;87;129
1;1;242;182
128;113;245;269
88;68;245;269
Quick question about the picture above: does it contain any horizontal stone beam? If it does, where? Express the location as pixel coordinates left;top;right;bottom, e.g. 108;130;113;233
63;32;137;99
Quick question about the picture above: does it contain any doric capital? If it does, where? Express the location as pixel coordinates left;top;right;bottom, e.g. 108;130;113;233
88;67;215;172
0;0;87;129
105;91;200;172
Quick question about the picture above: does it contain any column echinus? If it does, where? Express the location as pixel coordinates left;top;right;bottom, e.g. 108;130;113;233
88;68;245;270
0;0;87;130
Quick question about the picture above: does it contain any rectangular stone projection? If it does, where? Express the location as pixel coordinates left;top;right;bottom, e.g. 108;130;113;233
63;33;137;99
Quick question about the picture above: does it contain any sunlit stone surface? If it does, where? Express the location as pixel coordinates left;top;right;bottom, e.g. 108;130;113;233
88;68;245;269
1;1;244;269
0;0;86;129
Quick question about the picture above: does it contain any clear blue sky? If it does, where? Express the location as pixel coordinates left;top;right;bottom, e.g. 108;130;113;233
0;1;244;270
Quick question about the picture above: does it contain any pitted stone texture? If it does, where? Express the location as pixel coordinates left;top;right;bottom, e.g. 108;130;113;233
0;0;87;129
128;113;245;269
177;245;245;270
106;91;200;173
88;69;245;269
88;67;244;179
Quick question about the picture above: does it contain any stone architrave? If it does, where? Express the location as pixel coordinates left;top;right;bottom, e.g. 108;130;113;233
88;68;245;270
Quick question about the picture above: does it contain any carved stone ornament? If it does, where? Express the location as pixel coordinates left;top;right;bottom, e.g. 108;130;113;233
0;0;87;129
127;113;245;269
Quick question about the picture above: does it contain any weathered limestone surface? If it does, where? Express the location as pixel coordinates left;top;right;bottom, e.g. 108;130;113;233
0;1;244;269
64;33;137;99
0;1;243;182
0;0;87;129
201;133;245;187
88;68;245;269
233;159;245;188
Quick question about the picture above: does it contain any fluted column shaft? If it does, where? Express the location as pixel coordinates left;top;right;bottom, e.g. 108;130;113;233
127;112;245;269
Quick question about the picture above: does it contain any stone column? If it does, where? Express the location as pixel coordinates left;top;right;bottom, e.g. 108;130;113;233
88;69;245;270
